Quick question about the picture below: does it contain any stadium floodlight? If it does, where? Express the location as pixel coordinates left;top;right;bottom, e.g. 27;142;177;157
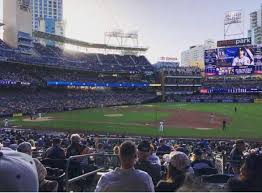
224;10;245;40
104;30;140;55
224;10;242;25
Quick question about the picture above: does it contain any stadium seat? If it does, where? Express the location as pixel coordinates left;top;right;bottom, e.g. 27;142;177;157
194;167;218;176
41;158;67;170
201;174;234;184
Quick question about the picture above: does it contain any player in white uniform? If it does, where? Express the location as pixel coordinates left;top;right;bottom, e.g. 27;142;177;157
159;121;164;132
210;113;214;123
3;119;9;127
232;48;252;66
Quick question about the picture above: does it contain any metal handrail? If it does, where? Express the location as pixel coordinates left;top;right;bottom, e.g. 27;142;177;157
64;153;119;191
68;168;104;184
65;153;103;191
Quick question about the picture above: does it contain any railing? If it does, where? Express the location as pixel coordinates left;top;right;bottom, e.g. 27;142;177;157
65;153;120;191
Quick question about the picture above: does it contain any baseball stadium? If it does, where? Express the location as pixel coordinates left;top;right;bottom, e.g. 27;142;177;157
0;0;262;192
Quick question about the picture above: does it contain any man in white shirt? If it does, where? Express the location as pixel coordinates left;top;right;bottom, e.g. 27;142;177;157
95;141;154;192
159;121;164;132
3;119;8;127
232;48;251;66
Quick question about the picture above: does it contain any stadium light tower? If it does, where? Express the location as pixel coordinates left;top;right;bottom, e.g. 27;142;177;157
104;29;139;54
224;10;245;40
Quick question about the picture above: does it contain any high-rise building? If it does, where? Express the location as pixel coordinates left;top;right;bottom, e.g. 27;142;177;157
248;4;262;45
32;0;64;43
181;39;216;69
3;0;33;48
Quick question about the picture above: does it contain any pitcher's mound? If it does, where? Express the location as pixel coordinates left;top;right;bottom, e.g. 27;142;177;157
23;117;54;122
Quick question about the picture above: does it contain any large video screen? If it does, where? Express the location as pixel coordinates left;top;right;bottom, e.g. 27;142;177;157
205;45;262;76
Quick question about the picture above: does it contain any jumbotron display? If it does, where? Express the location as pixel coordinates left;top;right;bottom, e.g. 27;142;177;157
205;45;262;76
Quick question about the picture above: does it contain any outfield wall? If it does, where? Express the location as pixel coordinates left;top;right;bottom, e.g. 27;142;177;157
176;99;255;103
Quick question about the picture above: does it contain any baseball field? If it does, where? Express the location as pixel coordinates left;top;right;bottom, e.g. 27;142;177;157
9;103;262;139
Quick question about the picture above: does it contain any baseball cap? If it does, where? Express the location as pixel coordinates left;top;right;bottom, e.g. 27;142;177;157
0;149;39;191
165;151;191;172
17;142;33;154
138;141;151;152
193;148;203;156
176;147;189;155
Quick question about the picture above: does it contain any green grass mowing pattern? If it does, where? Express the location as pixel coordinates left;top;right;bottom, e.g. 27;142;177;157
9;103;262;139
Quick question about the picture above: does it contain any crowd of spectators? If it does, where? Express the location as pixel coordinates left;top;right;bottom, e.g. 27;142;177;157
165;77;202;85
0;61;152;87
166;94;261;103
0;88;157;116
0;128;262;191
203;78;262;89
157;66;202;77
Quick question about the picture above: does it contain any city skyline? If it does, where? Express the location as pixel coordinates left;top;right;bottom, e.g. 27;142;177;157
0;0;261;63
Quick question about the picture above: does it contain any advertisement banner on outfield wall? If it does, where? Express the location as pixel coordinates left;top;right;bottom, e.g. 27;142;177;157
222;99;234;103
254;99;262;103
238;99;254;103
13;113;23;117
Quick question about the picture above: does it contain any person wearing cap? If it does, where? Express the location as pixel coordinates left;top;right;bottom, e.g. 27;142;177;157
17;142;58;192
190;148;213;170
66;133;86;158
43;138;66;159
95;141;154;192
155;151;193;192
0;149;39;192
148;143;161;165
230;139;246;174
135;140;161;185
156;139;172;156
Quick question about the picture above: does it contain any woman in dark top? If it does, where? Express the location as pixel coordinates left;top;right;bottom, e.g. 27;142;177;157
226;152;262;192
155;151;192;192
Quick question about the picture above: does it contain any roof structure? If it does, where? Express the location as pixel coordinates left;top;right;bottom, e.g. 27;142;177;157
33;31;148;52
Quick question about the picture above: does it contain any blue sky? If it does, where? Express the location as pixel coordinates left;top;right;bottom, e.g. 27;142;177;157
0;0;261;62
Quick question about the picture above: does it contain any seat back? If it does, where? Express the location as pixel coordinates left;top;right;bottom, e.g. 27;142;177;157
41;158;67;170
194;167;218;176
202;174;234;184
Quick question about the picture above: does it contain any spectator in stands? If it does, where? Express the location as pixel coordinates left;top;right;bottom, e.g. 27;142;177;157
155;151;193;192
66;134;86;158
176;175;211;192
43;138;66;159
156;139;172;156
9;139;18;150
17;142;58;192
230;139;246;174
175;146;189;155
0;149;39;192
226;152;262;192
113;145;120;155
135;141;161;185
96;143;105;153
148;143;161;165
190;148;214;170
95;141;154;192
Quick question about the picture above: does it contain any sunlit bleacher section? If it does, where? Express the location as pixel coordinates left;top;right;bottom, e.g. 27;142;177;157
0;38;153;73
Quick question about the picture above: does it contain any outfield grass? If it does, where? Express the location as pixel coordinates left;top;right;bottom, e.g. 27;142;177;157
9;103;262;139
